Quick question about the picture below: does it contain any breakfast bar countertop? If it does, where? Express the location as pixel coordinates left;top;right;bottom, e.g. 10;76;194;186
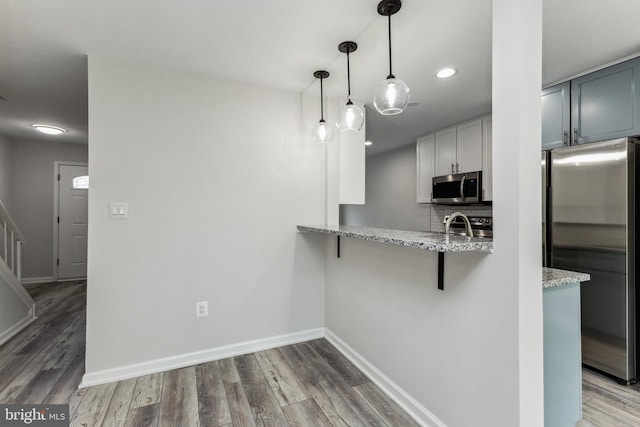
298;225;591;289
297;224;493;253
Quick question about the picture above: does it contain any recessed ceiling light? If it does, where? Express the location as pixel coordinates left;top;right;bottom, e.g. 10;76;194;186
436;67;458;79
364;141;373;146
32;124;66;135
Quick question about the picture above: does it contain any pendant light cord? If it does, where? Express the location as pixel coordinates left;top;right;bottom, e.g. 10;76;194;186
320;77;325;121
387;14;394;79
346;50;352;102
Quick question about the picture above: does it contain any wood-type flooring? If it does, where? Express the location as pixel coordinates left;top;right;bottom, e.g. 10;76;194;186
582;367;640;426
0;281;418;426
3;281;640;426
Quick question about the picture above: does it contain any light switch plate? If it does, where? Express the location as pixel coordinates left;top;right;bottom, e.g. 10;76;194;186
109;202;128;219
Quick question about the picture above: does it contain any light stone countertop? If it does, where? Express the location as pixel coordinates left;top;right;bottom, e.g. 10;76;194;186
542;267;590;289
298;225;591;289
297;224;492;253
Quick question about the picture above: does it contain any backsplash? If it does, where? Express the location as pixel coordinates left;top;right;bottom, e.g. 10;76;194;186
430;204;493;233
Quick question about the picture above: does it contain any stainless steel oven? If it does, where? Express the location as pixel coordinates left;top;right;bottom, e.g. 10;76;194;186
446;215;493;238
432;171;482;204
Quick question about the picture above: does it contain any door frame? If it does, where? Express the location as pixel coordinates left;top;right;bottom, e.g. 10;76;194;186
53;161;89;282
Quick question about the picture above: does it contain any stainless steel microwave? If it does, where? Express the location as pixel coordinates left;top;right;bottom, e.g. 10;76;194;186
432;171;482;204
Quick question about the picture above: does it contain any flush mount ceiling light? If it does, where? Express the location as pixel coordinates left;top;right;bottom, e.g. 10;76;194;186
336;41;364;132
436;67;458;78
311;70;334;143
32;124;66;135
364;141;373;146
373;0;410;115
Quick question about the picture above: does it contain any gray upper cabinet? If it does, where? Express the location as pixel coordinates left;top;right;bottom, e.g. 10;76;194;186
541;82;570;150
571;57;640;145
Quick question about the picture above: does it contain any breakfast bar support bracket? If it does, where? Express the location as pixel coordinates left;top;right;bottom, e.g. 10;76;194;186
438;252;444;290
337;236;341;258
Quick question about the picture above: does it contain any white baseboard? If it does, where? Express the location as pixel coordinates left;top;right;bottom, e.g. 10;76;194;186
80;326;440;427
80;327;324;388
0;312;37;347
324;328;447;427
55;277;87;283
21;276;55;285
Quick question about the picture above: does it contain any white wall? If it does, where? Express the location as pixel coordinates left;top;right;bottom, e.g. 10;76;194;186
341;144;431;231
494;0;544;424
85;56;328;374
0;134;11;207
324;0;543;425
10;140;88;280
0;271;30;344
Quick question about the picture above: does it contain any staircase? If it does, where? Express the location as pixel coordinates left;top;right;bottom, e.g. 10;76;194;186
0;199;36;344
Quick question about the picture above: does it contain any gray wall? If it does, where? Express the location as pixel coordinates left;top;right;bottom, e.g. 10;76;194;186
0;134;11;207
10;139;88;280
341;143;431;231
0;272;30;344
84;56;326;376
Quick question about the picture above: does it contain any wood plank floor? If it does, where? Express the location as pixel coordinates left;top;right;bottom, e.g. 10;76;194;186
582;367;640;427
4;281;640;426
0;281;418;426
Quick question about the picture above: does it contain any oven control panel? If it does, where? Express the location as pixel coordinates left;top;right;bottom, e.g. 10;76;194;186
444;216;493;238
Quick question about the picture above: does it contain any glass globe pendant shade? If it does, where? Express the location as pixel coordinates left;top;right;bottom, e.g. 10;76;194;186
374;77;410;115
311;119;334;143
337;102;364;132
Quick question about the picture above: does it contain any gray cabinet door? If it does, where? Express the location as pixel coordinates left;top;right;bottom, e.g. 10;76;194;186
541;82;570;150
571;57;640;144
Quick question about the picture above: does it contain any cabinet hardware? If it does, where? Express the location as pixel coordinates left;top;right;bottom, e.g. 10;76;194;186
451;163;454;174
456;163;459;173
563;130;568;146
573;128;578;145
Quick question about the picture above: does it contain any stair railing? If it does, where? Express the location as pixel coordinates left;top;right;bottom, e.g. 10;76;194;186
0;200;26;282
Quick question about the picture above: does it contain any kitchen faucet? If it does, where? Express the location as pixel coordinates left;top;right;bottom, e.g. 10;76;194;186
444;212;474;237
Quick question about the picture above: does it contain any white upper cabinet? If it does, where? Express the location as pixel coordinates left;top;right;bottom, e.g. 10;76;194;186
434;119;483;176
482;116;492;201
456;119;483;173
417;115;492;203
339;125;366;205
416;134;435;203
434;127;457;176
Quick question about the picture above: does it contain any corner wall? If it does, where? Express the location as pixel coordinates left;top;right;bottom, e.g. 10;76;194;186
85;56;328;376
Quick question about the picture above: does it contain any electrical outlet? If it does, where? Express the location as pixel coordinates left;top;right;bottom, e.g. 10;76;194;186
196;301;208;317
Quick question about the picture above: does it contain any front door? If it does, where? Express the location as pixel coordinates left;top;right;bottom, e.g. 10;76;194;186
57;164;88;279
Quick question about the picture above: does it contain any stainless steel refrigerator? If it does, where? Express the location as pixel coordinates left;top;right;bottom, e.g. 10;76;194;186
545;138;639;383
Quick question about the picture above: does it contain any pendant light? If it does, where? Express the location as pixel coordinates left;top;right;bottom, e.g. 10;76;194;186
336;41;364;132
373;0;410;115
311;70;334;143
